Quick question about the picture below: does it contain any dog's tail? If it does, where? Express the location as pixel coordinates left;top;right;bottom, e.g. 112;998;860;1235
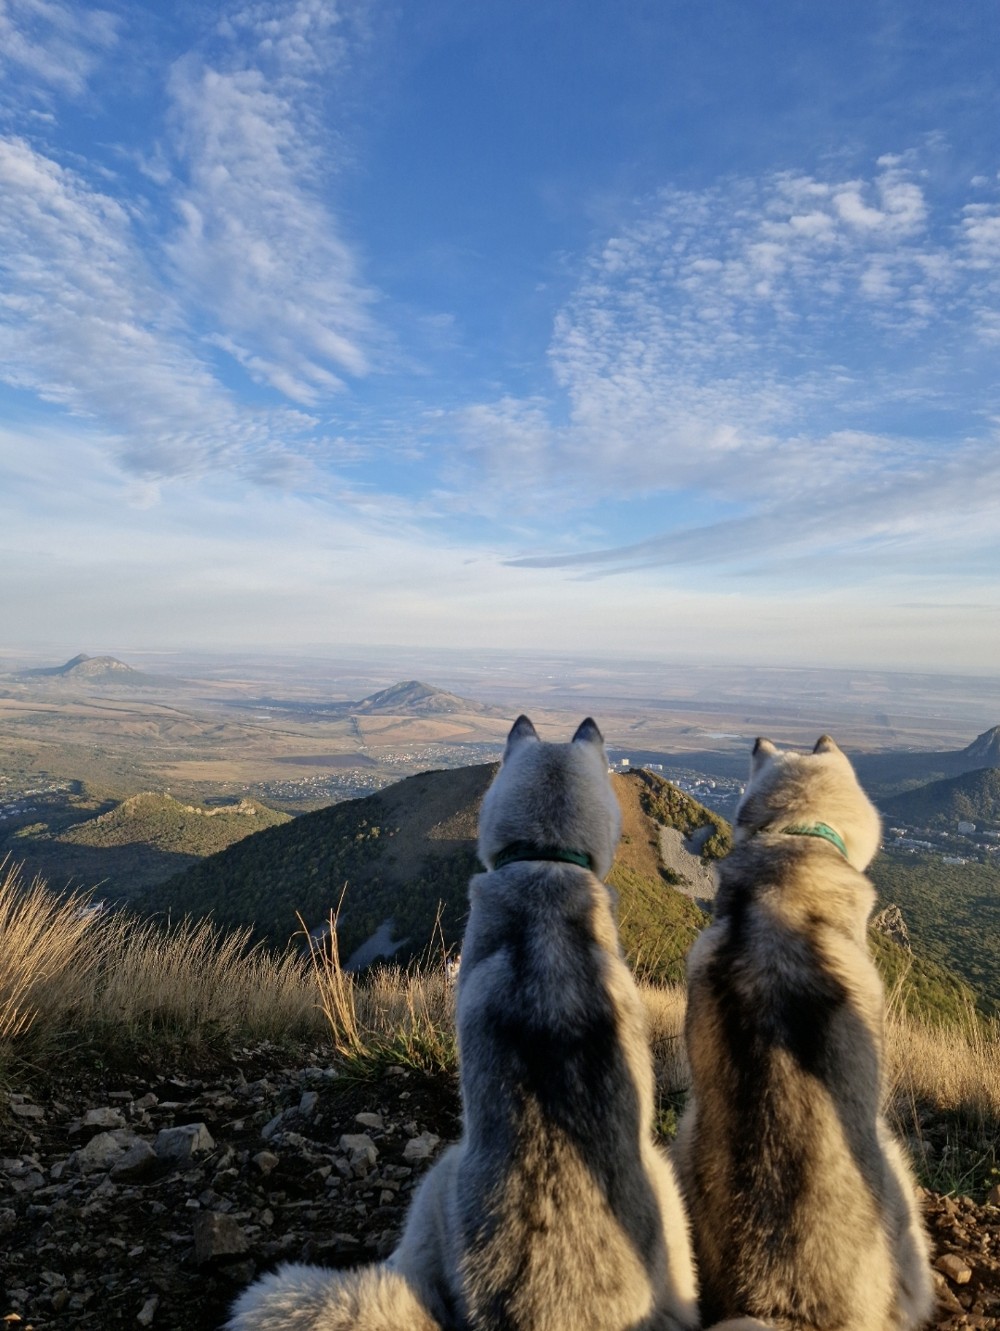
226;1262;444;1331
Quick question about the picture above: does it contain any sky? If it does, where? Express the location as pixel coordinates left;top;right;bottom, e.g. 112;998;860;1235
1;0;999;672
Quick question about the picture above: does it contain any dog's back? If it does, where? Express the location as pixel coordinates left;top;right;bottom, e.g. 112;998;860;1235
228;717;698;1331
675;736;933;1331
395;715;698;1330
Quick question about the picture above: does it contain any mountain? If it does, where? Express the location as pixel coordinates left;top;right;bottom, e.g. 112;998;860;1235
6;793;290;899
850;724;1000;795
16;652;163;686
233;680;506;720
962;725;1000;768
351;680;503;716
61;793;292;855
881;767;1000;831
151;765;732;983
869;849;1000;1014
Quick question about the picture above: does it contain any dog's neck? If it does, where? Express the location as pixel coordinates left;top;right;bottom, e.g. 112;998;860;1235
778;821;849;859
491;841;595;872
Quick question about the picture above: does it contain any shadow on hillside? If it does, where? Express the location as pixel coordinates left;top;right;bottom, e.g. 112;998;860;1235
1;839;200;902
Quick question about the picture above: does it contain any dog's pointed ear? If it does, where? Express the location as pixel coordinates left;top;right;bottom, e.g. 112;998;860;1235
750;736;778;775
503;715;539;759
572;717;603;746
813;734;840;754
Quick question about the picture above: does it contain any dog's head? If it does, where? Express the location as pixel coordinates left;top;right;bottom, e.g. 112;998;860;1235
478;716;621;880
734;734;882;871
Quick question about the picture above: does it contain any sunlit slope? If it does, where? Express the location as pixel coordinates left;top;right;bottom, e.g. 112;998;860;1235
152;766;727;981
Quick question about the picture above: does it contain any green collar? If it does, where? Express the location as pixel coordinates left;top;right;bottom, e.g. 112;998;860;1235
492;841;594;872
780;822;849;860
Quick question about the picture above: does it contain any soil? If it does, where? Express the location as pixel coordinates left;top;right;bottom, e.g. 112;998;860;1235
2;1052;997;1330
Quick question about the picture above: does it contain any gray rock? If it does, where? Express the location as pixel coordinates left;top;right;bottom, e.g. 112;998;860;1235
110;1139;158;1181
298;1090;319;1117
261;1110;289;1140
252;1150;279;1175
83;1107;126;1129
192;1212;249;1265
137;1294;159;1326
403;1132;440;1164
74;1132;129;1174
8;1100;44;1120
354;1111;384;1130
339;1133;378;1178
155;1123;215;1165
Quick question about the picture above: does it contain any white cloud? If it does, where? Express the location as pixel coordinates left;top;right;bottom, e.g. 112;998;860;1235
164;2;378;405
0;138;223;467
0;0;118;100
441;155;1000;582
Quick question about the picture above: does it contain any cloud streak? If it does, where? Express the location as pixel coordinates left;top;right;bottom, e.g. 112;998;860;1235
446;154;1000;580
0;0;384;490
0;0;118;101
167;9;378;404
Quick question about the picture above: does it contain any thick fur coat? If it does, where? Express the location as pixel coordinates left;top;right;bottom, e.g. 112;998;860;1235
674;736;934;1331
228;716;698;1331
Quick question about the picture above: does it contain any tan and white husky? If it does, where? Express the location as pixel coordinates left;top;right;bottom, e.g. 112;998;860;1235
674;736;933;1331
228;716;698;1331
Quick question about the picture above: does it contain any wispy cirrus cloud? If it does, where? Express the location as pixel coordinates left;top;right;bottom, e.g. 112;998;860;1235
0;0;384;488
0;135;325;484
446;153;1000;580
0;0;118;101
164;1;379;405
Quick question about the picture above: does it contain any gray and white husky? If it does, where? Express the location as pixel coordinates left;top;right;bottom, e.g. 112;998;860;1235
674;736;933;1331
228;716;698;1331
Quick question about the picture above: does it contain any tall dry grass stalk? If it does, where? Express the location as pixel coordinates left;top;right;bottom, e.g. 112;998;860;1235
86;913;320;1043
0;861;98;1042
0;863;324;1074
886;1005;1000;1123
638;980;689;1095
303;911;457;1073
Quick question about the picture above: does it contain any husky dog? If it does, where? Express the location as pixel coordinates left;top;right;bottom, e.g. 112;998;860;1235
674;736;933;1331
228;716;698;1331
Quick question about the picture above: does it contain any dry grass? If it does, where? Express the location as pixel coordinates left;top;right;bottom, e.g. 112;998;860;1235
887;1004;1000;1123
303;911;457;1075
0;862;324;1077
0;861;96;1043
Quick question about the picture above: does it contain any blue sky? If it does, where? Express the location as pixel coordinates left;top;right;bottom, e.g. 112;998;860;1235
1;0;998;671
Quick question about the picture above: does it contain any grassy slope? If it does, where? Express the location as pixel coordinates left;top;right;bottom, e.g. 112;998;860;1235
151;765;725;983
870;849;1000;1014
6;793;290;899
881;767;1000;830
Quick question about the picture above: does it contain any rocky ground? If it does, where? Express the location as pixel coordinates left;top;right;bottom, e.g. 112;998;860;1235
2;1051;998;1330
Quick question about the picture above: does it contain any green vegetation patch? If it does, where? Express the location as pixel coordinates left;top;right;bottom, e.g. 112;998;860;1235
631;769;733;859
868;931;983;1026
870;850;1000;1015
611;862;709;985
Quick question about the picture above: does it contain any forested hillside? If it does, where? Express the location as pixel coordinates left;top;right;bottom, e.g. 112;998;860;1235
870;850;1000;1012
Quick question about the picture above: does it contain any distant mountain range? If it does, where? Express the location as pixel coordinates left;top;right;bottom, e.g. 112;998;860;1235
881;767;1000;831
351;680;504;716
851;725;1000;794
15;652;165;687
